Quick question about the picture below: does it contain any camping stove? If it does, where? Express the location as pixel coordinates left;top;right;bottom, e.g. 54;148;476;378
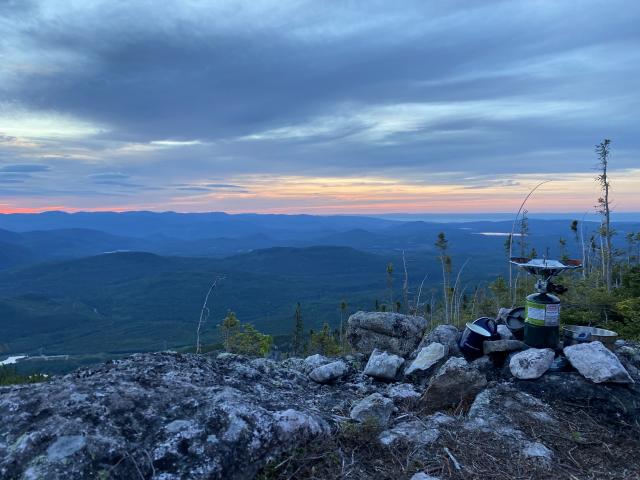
510;257;582;349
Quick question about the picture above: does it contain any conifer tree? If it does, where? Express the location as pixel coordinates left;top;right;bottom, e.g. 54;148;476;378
595;139;613;292
292;302;304;356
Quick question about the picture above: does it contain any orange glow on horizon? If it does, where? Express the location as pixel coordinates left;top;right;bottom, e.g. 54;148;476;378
1;170;638;215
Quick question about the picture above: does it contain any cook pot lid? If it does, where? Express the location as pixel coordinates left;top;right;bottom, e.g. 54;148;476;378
465;322;492;337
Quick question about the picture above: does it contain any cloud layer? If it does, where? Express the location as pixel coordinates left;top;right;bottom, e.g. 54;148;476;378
1;0;639;212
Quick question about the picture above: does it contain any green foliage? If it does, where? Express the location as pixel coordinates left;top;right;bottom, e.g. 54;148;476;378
0;366;47;386
220;311;241;351
219;310;273;356
308;323;341;356
488;275;509;310
228;323;273;357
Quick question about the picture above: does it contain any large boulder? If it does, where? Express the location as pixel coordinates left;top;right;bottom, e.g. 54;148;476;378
509;348;554;380
363;349;405;381
420;357;487;412
309;360;349;384
350;393;395;427
564;341;634;384
347;311;428;357
417;324;460;356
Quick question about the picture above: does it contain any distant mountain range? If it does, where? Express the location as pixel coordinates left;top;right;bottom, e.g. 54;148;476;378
0;212;638;359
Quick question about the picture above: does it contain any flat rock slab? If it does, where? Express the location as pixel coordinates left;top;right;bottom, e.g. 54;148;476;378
309;360;348;384
364;349;404;381
483;339;527;355
347;311;427;357
564;341;634;384
378;420;439;447
405;342;446;376
509;348;554;380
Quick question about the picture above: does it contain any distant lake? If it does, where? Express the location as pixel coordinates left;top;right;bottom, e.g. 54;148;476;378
475;232;523;237
0;355;27;366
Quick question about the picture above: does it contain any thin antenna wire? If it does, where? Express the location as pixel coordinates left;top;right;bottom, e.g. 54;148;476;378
508;180;552;304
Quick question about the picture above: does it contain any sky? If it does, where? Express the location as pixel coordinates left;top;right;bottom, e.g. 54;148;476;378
1;0;639;215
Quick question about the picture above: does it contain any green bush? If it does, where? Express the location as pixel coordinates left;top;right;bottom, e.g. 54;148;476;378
0;366;47;386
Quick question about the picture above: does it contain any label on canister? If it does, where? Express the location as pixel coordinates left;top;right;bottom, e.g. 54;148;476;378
526;301;560;326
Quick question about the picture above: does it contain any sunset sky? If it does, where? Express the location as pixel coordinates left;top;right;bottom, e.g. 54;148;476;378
1;0;639;214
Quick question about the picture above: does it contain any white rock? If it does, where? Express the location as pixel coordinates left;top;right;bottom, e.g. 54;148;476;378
273;409;328;437
405;342;446;376
564;341;634;384
509;348;554;380
410;473;441;480
364;349;405;381
350;393;395;427
46;435;86;461
418;324;460;355
385;383;421;403
522;441;553;461
304;354;328;369
308;360;348;384
378;420;439;447
497;324;515;340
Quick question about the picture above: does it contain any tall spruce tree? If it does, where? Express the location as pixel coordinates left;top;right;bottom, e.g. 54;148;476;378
595;139;613;292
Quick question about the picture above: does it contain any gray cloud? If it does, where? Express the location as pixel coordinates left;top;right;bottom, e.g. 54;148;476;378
0;1;639;208
88;172;131;180
0;164;50;173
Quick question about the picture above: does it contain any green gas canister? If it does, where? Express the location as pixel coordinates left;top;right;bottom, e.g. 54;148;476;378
510;258;582;351
524;292;561;349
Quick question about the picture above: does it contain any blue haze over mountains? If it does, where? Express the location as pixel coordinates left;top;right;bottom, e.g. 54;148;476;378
0;212;638;368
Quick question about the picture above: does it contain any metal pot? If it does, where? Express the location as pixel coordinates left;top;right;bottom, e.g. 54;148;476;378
459;317;500;360
562;325;618;350
504;307;525;340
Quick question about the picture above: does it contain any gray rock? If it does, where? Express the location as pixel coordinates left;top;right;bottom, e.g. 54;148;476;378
417;324;460;356
363;349;405;381
46;435;86;461
0;353;344;480
497;324;515;340
378;420;439;447
509;348;554;380
522;441;553;461
615;343;640;382
347;311;428;357
564;341;634;384
309;360;349;384
304;354;329;370
350;393;395;427
467;383;555;434
405;343;446;376
410;473;441;480
513;372;640;424
421;357;487;412
483;339;527;355
385;383;421;404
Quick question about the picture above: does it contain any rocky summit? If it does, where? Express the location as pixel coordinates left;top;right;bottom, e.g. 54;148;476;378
2;313;640;479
